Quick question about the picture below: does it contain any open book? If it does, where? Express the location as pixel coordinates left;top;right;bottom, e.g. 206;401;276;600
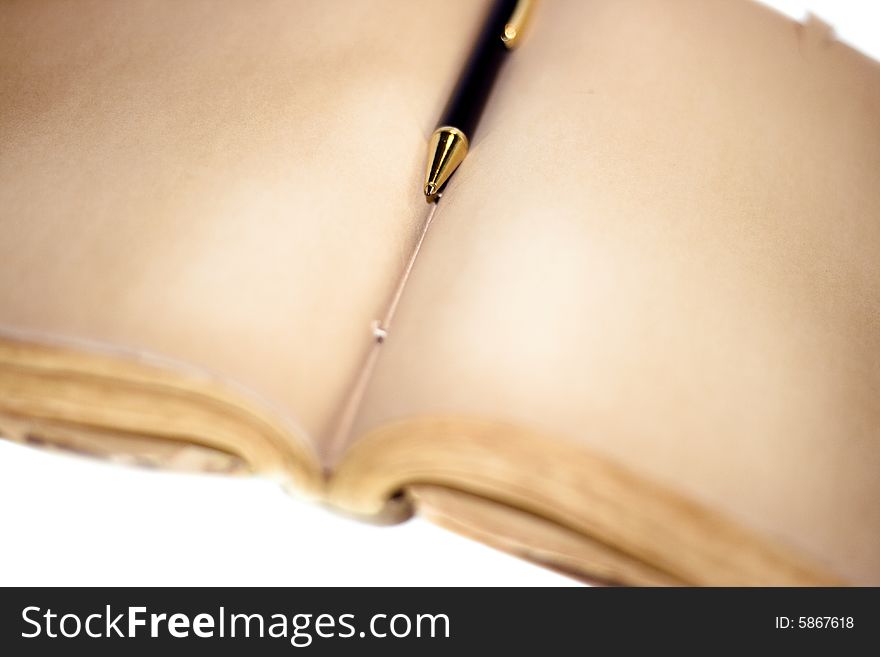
1;0;878;585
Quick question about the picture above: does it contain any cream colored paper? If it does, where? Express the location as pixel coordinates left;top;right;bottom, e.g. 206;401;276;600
0;0;488;447
351;0;880;583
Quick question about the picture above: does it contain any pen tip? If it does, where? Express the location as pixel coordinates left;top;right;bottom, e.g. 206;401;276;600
423;127;469;204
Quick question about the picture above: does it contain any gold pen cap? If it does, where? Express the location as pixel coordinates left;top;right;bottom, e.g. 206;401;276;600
501;0;535;49
423;126;469;202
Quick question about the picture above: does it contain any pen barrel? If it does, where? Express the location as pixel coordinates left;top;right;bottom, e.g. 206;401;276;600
438;0;518;139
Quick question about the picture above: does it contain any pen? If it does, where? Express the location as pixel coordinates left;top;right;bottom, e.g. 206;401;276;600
423;0;533;202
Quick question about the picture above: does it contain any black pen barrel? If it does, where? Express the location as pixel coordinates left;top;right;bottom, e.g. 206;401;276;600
438;0;518;139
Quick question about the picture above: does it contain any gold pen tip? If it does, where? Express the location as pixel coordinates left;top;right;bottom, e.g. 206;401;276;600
423;127;468;203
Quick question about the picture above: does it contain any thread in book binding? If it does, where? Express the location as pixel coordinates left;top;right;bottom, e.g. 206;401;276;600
370;198;439;344
324;199;440;465
371;322;388;344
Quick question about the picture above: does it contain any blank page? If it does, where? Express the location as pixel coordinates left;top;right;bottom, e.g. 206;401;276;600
0;0;488;447
353;0;880;583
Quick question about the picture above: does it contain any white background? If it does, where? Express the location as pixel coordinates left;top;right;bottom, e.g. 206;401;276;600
0;1;876;587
